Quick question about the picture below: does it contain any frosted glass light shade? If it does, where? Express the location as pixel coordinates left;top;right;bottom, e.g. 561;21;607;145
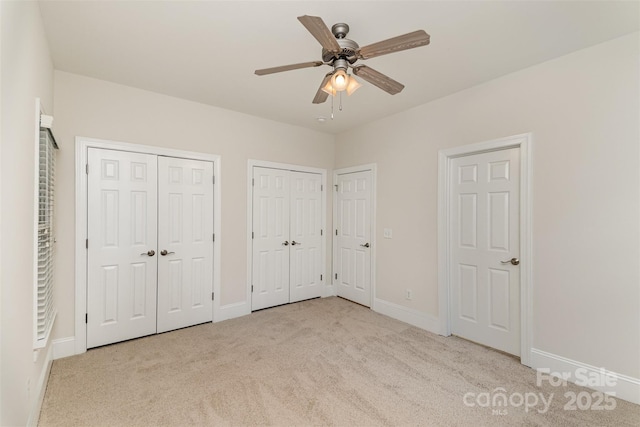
331;69;348;91
346;76;361;95
321;79;337;96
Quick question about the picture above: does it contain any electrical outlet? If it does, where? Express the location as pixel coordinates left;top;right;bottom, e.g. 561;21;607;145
405;289;412;300
383;228;393;239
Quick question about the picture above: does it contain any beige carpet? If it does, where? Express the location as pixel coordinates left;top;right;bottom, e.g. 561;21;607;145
39;297;639;426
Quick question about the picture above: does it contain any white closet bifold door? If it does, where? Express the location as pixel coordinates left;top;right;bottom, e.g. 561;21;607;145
251;167;322;311
87;149;214;348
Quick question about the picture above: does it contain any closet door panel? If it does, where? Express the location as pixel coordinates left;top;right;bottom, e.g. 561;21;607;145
289;172;323;303
251;167;290;311
157;156;214;333
87;148;158;348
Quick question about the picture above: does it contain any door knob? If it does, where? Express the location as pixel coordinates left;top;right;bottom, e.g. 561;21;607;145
360;243;370;248
501;257;519;266
160;250;175;256
141;250;155;256
291;240;301;246
282;241;289;246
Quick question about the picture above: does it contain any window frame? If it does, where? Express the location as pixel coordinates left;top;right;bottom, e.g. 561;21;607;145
33;100;58;349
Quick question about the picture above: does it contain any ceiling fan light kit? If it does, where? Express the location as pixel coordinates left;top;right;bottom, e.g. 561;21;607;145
255;15;430;115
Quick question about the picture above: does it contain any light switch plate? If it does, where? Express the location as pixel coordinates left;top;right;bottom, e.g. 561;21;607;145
383;228;392;239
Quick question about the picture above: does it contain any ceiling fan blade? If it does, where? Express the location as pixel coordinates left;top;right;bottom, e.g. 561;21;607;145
357;30;430;60
352;65;404;95
312;73;332;104
255;61;324;76
297;15;341;54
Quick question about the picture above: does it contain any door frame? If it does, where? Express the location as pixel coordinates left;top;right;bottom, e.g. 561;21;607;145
246;160;328;310
437;133;532;366
332;164;377;307
75;136;221;354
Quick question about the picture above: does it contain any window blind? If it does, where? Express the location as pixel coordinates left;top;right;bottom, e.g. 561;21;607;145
35;126;57;348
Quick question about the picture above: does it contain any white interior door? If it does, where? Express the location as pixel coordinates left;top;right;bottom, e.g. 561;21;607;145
157;156;214;333
450;147;520;355
335;170;372;307
289;171;323;303
251;167;323;310
87;148;158;348
252;167;290;310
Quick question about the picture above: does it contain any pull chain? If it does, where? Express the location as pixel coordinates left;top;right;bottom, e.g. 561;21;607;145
331;93;334;120
339;91;343;111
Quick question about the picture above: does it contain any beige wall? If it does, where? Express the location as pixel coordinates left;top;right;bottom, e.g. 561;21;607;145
1;1;55;425
52;71;335;341
335;33;640;378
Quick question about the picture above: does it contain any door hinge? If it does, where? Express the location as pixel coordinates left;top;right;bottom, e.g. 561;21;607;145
213;233;215;242
335;273;338;280
251;231;254;239
252;178;255;186
86;239;88;249
251;285;254;293
335;229;338;236
212;292;214;301
334;184;338;191
320;274;323;281
320;229;323;236
86;164;89;174
321;184;323;191
212;175;215;184
85;313;88;324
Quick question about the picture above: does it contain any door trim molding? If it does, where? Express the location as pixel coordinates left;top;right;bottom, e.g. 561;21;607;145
332;164;377;308
246;160;328;311
75;136;221;354
437;133;532;366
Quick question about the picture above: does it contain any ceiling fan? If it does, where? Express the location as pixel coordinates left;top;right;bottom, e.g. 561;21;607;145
255;15;430;104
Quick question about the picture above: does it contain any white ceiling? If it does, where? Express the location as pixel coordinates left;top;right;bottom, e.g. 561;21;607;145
39;1;639;134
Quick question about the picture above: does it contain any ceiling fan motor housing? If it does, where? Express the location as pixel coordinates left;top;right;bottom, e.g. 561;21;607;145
322;23;359;64
322;37;360;63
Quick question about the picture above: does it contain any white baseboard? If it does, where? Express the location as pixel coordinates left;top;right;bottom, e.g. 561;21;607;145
372;298;440;334
530;348;640;405
215;300;250;322
52;336;76;360
27;343;53;426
